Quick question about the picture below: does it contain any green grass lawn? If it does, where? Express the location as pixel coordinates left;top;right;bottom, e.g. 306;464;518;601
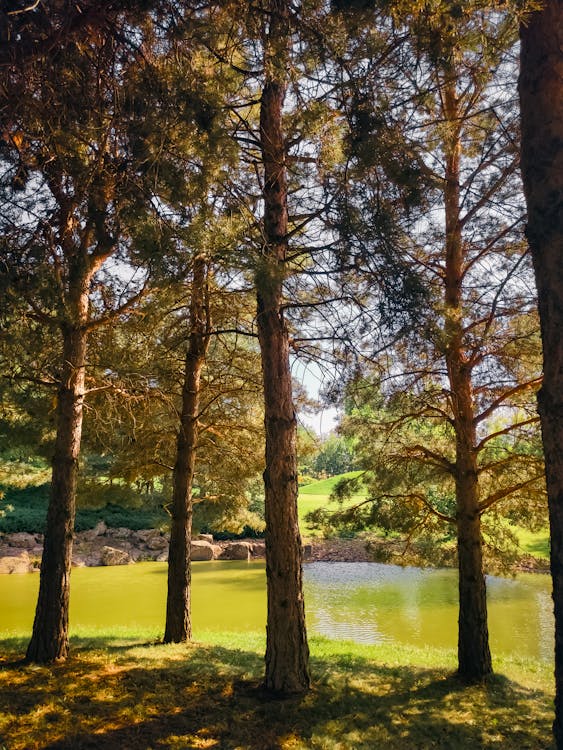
0;629;554;750
298;471;365;497
298;472;365;535
0;470;554;746
515;527;550;560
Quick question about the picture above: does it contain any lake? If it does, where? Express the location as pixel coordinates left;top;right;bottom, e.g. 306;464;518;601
0;561;553;661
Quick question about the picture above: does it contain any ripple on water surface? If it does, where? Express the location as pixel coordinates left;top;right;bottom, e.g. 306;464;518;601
0;560;553;660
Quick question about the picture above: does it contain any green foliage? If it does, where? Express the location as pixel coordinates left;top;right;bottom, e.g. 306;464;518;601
0;484;48;534
0;483;166;534
312;435;358;476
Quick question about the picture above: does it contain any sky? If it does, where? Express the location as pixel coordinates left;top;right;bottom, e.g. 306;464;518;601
291;357;339;437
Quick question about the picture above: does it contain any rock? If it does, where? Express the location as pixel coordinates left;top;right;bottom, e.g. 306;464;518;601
156;550;168;562
81;521;107;542
195;533;214;543
83;551;103;566
0;551;32;574
191;540;215;561
108;527;134;540
7;532;37;549
101;546;132;566
219;541;251;561
134;529;157;542
146;534;168;551
250;541;266;558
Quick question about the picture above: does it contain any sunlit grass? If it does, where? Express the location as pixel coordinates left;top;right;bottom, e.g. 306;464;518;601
298;471;365;497
516;527;550;560
298;475;551;567
0;629;554;749
298;472;365;534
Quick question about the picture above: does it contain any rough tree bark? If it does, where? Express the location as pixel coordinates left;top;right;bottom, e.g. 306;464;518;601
443;80;492;682
164;254;209;643
26;261;90;663
257;0;310;695
519;1;563;742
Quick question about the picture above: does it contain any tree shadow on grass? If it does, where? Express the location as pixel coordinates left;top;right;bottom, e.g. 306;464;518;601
0;642;555;750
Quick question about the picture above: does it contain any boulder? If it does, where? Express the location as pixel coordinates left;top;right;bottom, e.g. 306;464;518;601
0;551;32;574
146;534;168;551
219;541;251;561
108;527;134;540
156;550;169;562
195;533;214;543
190;540;215;561
83;551;103;566
81;521;107;542
101;546;132;566
250;541;266;558
134;529;157;542
7;532;37;549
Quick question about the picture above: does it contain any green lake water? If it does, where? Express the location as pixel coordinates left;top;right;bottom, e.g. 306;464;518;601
0;561;553;661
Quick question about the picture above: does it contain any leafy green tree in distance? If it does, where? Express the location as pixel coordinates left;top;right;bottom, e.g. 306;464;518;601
519;0;563;744
313;435;358;477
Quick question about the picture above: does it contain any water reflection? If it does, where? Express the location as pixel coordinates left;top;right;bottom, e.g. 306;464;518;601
0;560;554;661
304;562;553;661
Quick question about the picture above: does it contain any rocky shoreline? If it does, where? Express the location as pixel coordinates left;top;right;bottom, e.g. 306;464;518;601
0;525;548;574
0;523;269;574
0;524;376;574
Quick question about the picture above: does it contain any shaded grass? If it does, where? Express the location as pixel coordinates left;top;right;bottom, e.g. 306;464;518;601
0;631;554;750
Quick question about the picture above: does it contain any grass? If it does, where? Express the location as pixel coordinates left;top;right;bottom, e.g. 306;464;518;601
298;471;365;497
298;472;365;535
516;527;550;560
0;629;554;749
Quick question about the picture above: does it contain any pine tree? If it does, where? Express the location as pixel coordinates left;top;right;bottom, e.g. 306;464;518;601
519;0;563;743
0;8;172;662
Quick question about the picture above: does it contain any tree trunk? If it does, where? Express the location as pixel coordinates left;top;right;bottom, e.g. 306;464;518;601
257;0;310;695
519;3;563;743
454;397;492;682
26;291;89;663
443;79;492;682
164;254;209;643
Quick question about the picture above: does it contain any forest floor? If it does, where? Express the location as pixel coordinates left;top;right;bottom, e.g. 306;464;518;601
0;631;554;750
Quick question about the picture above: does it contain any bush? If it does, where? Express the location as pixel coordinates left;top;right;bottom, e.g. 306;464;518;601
0;484;167;534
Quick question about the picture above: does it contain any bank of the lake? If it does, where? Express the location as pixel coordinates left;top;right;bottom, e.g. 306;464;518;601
0;630;554;750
